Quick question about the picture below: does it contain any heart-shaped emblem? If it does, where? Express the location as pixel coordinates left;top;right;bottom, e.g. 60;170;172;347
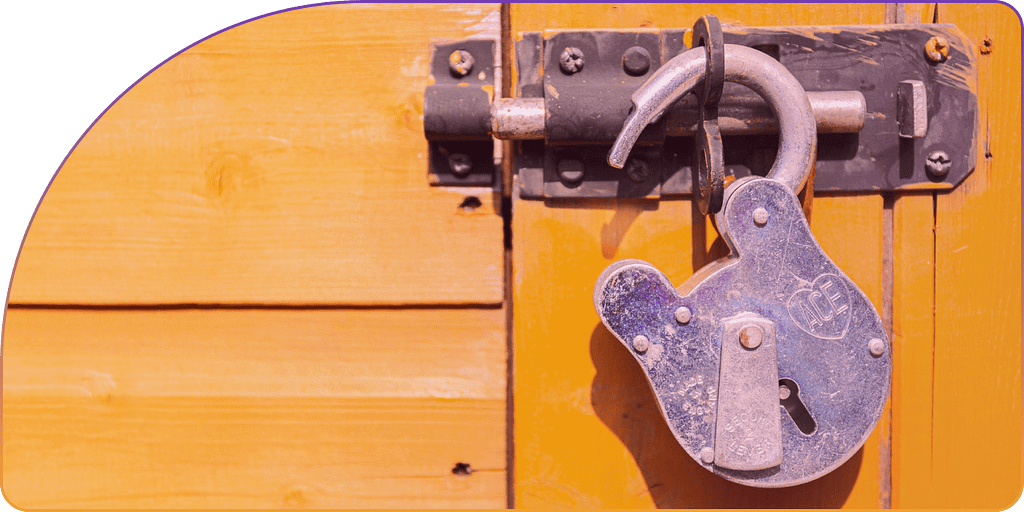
786;273;852;340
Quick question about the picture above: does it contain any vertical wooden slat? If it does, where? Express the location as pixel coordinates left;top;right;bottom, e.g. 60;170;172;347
890;193;937;508
930;3;1022;509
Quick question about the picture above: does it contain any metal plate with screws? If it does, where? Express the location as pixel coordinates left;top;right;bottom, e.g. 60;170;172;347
594;178;891;487
424;39;497;187
509;24;977;199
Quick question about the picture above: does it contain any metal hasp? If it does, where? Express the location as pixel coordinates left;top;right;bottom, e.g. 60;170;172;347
690;15;727;215
595;42;891;486
499;24;977;198
423;39;497;186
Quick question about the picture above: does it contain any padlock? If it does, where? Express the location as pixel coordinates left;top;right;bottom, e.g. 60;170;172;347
594;42;891;487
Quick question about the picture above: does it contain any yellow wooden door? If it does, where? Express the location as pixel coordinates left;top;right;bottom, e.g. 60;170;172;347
509;3;1020;509
2;3;1020;509
3;4;508;508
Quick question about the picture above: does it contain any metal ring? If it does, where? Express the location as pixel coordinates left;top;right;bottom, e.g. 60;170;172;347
608;45;816;194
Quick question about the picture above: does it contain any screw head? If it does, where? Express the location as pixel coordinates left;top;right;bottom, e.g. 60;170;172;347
622;46;651;76
779;384;792;400
674;306;692;325
625;158;651;182
557;159;585;184
869;337;886;357
739;326;763;350
632;335;650;354
449;50;474;77
753;207;770;226
448;153;473;176
700;447;715;464
926;151;952;178
559;47;585;74
925;36;949;63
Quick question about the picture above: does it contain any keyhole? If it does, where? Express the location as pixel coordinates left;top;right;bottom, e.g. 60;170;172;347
779;378;817;435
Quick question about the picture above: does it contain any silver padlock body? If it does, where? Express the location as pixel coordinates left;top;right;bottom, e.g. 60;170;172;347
594;177;891;487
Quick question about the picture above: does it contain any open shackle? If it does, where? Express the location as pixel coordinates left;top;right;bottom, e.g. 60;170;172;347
608;44;817;194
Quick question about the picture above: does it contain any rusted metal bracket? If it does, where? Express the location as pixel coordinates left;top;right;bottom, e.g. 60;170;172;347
423;39;497;187
423;24;978;197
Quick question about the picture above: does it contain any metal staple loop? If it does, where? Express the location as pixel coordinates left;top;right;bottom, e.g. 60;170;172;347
608;44;817;195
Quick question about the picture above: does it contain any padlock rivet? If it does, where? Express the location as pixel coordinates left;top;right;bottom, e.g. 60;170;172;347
674;306;692;325
700;447;715;464
753;207;770;226
632;335;650;353
739;326;763;349
868;337;886;357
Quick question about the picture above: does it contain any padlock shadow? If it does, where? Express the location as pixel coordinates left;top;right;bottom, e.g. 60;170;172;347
589;322;863;508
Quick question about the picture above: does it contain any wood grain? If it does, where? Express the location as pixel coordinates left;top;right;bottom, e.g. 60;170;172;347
889;193;936;508
9;4;504;306
930;3;1022;508
2;307;507;508
509;4;893;508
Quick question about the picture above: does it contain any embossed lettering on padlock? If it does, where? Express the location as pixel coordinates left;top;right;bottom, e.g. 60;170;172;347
596;44;891;488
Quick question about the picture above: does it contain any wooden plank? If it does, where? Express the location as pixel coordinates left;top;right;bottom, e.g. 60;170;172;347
889;193;936;508
510;4;891;507
928;4;1022;508
3;397;505;509
9;4;504;306
2;307;507;508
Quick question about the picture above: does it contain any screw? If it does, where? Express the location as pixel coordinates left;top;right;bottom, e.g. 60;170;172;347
674;306;692;325
559;47;585;74
449;50;474;77
448;153;473;176
926;151;951;177
753;207;770;226
779;384;791;400
557;159;585;184
925;36;949;63
700;447;715;464
632;335;650;354
869;338;886;357
625;158;651;182
739;325;763;350
622;46;652;76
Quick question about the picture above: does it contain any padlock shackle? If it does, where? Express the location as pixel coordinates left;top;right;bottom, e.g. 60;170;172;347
608;44;816;194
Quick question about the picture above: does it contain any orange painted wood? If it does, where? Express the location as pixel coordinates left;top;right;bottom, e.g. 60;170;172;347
929;3;1021;508
3;4;509;508
889;193;937;508
8;4;504;306
2;307;507;508
509;4;896;508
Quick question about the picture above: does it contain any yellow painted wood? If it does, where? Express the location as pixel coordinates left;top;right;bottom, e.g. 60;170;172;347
3;4;509;509
930;3;1021;508
2;308;507;508
890;193;936;508
9;4;504;306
